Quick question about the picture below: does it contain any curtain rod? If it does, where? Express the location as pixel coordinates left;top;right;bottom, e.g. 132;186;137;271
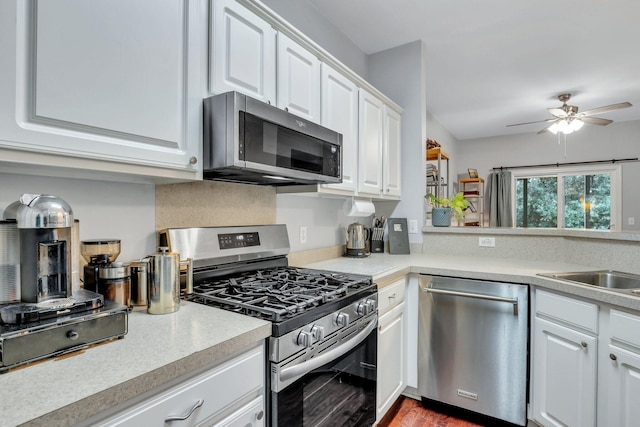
492;157;639;171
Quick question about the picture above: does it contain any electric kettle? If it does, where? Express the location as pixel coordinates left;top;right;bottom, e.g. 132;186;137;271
345;222;369;257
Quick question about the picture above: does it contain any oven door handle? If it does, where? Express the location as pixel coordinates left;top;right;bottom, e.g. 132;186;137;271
279;317;377;382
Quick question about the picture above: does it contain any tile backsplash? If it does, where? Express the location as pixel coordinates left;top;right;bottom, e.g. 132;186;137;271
155;181;276;230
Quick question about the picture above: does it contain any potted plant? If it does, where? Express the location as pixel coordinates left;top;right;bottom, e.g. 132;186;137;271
426;192;470;227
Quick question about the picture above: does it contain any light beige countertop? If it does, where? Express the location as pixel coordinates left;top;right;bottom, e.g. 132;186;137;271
5;252;640;427
305;253;640;312
0;301;271;427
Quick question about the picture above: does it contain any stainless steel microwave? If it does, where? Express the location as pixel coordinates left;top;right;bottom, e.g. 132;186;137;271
203;91;342;185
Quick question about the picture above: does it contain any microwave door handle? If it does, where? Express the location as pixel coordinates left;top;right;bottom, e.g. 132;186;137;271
424;286;519;315
279;318;377;383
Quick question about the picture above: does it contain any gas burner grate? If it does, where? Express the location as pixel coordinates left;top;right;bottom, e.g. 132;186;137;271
189;267;371;322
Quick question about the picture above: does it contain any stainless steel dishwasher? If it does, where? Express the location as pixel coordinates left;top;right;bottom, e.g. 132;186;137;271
418;275;529;426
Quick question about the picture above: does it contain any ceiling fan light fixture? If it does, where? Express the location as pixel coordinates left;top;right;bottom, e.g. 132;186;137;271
571;118;584;131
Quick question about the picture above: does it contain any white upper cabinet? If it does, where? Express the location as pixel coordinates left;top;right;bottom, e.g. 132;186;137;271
358;89;384;197
276;33;320;122
211;0;276;104
320;64;358;193
357;89;402;199
383;107;402;198
0;0;203;179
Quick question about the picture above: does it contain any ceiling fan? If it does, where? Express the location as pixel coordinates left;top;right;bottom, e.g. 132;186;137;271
507;93;632;135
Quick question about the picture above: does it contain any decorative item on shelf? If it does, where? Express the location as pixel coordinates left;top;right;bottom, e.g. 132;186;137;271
426;192;470;227
468;168;478;179
426;138;441;149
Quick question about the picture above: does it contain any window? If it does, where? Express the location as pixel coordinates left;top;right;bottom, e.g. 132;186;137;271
513;165;621;230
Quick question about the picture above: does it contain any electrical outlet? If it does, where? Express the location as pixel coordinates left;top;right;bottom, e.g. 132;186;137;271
300;226;307;244
479;237;495;247
629;217;635;226
409;219;418;234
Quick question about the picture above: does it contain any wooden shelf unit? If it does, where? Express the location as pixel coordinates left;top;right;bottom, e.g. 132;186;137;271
460;177;484;226
426;148;449;199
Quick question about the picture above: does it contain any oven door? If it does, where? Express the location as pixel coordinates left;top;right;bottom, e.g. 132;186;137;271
271;318;377;427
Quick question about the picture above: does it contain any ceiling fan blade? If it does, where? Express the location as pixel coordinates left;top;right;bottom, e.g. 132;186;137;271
548;108;568;118
580;102;632;117
581;117;613;126
506;118;556;127
537;126;550;134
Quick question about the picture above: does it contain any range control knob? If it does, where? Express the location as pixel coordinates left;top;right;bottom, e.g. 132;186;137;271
365;299;377;312
311;325;325;341
296;330;313;348
357;301;368;316
336;312;350;327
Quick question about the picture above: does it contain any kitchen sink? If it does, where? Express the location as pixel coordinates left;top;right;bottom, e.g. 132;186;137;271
538;270;640;294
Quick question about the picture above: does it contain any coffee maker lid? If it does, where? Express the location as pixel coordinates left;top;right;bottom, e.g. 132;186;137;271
16;194;74;229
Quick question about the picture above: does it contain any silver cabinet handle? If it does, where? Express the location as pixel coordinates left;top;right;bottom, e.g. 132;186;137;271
189;156;198;165
165;399;204;422
581;341;588;348
424;286;519;315
610;353;618;361
256;410;264;420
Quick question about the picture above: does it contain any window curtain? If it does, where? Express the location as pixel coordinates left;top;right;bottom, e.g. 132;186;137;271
487;170;513;227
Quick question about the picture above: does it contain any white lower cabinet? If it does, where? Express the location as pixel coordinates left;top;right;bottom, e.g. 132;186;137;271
87;343;265;427
532;317;597;427
531;289;640;427
376;278;406;422
604;309;640;427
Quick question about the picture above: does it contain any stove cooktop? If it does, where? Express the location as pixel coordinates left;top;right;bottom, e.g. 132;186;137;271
188;266;375;336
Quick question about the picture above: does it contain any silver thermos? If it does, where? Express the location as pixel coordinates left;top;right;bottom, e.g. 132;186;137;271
147;247;180;314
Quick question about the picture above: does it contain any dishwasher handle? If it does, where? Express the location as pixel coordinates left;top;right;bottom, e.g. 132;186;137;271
423;286;519;315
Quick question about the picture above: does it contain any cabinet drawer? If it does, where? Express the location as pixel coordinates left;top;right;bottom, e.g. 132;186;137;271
98;344;264;426
610;309;640;349
536;289;598;333
378;278;405;316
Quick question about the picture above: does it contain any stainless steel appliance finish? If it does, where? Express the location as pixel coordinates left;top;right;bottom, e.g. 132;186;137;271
418;275;529;426
162;224;377;427
0;220;20;303
15;194;74;303
345;222;369;257
147;247;180;314
0;298;128;372
203;91;342;186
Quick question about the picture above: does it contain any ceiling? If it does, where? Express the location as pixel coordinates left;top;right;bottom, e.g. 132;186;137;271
307;0;640;140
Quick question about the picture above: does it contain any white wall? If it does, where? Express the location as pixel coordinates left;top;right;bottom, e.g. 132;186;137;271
261;0;368;78
456;119;640;231
0;173;156;261
368;40;427;244
276;195;360;252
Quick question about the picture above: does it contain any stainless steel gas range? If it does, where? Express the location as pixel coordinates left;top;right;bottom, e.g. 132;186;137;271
159;225;378;427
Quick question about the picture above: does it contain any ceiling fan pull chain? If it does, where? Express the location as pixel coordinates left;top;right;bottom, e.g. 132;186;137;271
563;133;568;158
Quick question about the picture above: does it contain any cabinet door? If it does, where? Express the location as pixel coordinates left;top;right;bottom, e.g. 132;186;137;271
357;89;383;197
276;33;320;122
320;64;358;193
0;0;202;175
211;0;276;104
377;301;405;421
383;106;402;198
606;345;640;427
532;317;597;427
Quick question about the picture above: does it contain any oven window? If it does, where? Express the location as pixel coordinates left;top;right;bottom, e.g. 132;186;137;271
242;112;340;177
272;327;377;426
